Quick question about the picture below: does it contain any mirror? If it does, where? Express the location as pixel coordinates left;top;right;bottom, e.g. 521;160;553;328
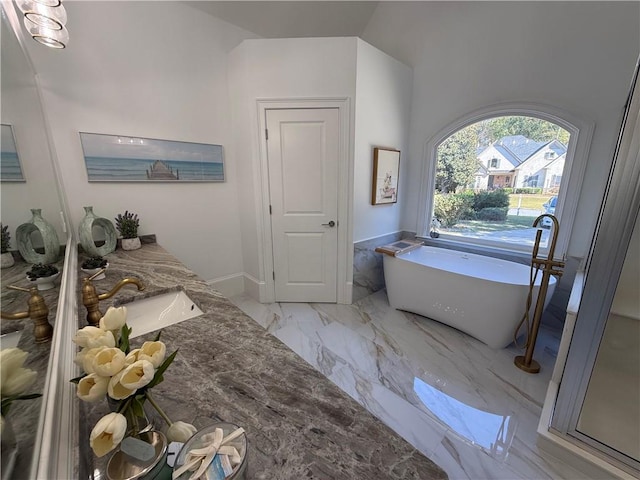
1;6;71;478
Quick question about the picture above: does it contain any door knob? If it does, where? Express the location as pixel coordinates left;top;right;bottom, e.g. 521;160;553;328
322;220;336;227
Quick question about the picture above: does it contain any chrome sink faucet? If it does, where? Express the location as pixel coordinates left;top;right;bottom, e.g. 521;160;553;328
82;269;145;326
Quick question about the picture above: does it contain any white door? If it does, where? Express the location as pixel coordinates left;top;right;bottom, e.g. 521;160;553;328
266;108;339;302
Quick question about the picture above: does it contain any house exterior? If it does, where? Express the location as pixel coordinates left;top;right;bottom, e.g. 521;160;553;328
476;135;567;192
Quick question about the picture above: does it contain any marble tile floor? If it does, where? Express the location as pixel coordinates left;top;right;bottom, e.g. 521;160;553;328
229;290;589;480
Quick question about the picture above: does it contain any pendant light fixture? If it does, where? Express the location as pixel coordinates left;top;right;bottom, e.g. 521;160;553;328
16;0;69;49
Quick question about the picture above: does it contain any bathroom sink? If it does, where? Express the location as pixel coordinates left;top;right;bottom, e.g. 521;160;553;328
121;290;203;338
1;330;23;349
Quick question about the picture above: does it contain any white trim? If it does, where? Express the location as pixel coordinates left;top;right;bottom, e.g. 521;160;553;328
242;273;263;301
416;102;594;260
206;273;246;298
32;235;78;480
256;98;353;305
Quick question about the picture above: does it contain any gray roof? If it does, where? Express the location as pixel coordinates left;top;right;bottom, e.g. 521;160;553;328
496;135;547;162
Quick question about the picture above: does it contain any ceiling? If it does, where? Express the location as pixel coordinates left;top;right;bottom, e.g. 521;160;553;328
184;1;379;38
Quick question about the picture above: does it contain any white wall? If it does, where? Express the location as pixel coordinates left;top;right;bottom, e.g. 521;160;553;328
24;1;257;282
353;39;412;242
1;19;65;246
362;2;639;260
229;37;357;288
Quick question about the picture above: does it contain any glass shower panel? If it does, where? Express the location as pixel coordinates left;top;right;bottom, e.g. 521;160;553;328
576;211;640;464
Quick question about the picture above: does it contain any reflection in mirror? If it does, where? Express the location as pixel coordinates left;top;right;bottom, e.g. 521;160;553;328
1;6;70;479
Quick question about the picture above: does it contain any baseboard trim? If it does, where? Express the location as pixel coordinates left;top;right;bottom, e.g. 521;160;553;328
207;273;245;298
538;382;637;480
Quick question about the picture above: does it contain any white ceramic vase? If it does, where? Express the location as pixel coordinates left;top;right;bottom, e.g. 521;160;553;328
121;237;141;251
0;252;15;268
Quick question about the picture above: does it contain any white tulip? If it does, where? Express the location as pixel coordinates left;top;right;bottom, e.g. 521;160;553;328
119;360;155;390
90;412;127;457
124;348;141;365
107;370;135;400
81;347;105;375
0;348;28;386
91;348;126;377
167;421;197;443
77;374;109;402
73;326;115;349
138;341;166;368
1;367;37;396
99;306;127;332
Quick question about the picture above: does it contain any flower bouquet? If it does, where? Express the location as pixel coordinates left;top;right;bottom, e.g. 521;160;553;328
1;348;42;479
71;306;196;458
1;348;41;416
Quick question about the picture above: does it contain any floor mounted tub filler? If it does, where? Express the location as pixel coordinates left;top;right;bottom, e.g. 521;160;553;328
382;245;556;349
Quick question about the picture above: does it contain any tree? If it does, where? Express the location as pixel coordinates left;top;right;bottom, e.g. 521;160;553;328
481;116;570;145
436;127;480;193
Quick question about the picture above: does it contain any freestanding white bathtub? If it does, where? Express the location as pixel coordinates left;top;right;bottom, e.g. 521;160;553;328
383;246;557;349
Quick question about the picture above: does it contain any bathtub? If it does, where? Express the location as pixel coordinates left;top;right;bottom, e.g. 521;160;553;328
383;246;557;348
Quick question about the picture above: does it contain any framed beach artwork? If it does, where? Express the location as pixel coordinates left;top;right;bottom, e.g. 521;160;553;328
80;132;225;182
1;124;25;182
371;147;400;205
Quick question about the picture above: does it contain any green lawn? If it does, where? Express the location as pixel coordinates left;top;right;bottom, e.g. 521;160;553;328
509;194;553;210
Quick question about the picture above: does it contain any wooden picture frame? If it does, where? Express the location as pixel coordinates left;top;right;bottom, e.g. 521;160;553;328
371;147;400;205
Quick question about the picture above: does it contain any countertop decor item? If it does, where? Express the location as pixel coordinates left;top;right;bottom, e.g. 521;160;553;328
25;263;60;290
79;206;117;257
173;423;247;480
15;208;60;264
81;256;109;280
115;211;141;251
1;224;15;268
1;347;43;480
71;306;195;460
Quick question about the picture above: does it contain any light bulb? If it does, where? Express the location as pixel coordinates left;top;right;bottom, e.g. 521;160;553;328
23;16;68;49
18;0;67;30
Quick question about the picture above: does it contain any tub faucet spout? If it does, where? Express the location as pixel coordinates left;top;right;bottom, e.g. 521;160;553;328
82;272;145;326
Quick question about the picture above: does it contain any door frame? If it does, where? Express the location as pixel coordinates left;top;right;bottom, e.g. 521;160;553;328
256;98;353;304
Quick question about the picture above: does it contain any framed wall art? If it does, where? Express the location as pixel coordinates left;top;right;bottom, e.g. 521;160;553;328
80;132;225;182
371;147;400;205
1;124;25;182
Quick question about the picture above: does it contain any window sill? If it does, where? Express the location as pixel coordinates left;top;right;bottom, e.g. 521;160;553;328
416;235;535;265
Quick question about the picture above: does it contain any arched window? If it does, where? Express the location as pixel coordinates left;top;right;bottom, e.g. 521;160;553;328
417;104;593;259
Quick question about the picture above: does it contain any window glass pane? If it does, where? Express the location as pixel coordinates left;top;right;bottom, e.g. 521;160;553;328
431;116;570;251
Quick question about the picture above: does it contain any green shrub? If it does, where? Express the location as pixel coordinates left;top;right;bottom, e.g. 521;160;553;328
476;207;508;221
434;194;473;227
502;187;513;194
473;189;510;210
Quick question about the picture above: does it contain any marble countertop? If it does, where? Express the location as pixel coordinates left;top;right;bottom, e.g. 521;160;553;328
0;255;63;476
77;243;447;479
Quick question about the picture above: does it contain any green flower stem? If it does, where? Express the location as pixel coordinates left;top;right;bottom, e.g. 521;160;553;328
145;392;173;426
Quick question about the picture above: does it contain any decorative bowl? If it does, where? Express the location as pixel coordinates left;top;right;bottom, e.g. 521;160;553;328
26;271;60;291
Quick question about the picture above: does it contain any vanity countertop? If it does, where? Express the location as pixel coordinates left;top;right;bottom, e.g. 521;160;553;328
1;256;63;476
77;243;447;479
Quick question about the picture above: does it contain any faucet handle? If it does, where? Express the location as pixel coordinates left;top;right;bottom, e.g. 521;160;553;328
86;268;106;282
7;285;32;293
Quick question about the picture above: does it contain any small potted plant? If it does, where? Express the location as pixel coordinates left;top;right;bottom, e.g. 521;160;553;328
1;224;15;268
114;211;141;251
81;256;109;280
26;263;60;290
